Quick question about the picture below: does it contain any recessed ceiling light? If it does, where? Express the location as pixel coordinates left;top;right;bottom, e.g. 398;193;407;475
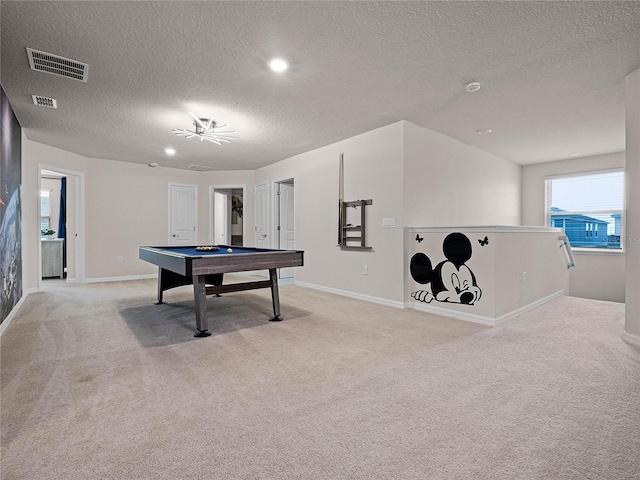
568;152;581;157
164;148;176;155
476;128;493;135
466;82;481;92
269;58;289;72
148;162;159;168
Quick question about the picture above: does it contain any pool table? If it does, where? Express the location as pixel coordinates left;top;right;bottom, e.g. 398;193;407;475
139;245;304;337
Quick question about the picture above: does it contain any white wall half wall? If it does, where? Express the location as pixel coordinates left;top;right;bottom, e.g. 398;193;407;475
405;227;570;326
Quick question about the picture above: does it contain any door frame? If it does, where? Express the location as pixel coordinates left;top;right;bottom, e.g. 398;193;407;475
255;182;269;249
168;182;197;245
38;164;86;289
209;184;246;245
214;190;228;245
273;176;296;279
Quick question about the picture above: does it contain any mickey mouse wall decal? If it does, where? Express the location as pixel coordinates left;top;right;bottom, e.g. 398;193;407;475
410;232;482;305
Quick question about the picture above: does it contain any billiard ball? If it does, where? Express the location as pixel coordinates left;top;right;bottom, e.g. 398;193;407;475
196;245;219;252
227;248;233;253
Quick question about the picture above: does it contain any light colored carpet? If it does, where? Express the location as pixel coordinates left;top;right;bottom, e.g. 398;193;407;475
1;277;639;480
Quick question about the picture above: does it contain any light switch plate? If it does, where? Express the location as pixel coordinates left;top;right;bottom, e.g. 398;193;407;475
382;218;396;228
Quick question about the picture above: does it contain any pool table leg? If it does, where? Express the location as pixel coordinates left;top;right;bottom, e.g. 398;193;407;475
156;269;165;304
269;268;282;321
193;275;212;337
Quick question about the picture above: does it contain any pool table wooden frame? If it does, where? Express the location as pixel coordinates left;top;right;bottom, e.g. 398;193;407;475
139;245;304;337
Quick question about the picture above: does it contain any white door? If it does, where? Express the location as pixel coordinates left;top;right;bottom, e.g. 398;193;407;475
213;190;228;245
278;182;295;278
255;183;268;249
169;184;196;245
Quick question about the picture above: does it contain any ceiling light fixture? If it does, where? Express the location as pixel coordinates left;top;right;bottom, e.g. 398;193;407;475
172;112;236;145
476;128;493;135
164;148;176;155
466;82;481;92
148;162;159;168
269;57;289;72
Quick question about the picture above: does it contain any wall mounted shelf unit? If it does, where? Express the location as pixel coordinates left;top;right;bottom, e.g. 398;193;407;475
339;199;373;250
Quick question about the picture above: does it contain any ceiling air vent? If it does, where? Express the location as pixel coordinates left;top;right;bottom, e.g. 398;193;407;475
188;165;211;172
32;95;57;108
27;48;89;82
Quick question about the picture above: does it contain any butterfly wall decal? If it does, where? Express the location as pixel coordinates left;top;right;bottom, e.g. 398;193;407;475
415;234;424;243
478;236;489;246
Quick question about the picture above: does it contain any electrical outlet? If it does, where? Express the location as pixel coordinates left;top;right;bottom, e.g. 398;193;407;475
117;256;123;263
362;265;368;275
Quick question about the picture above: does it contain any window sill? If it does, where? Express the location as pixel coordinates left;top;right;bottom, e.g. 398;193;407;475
572;248;624;256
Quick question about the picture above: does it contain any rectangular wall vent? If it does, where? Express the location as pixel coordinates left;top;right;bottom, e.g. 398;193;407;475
32;95;57;108
27;48;89;82
188;165;211;171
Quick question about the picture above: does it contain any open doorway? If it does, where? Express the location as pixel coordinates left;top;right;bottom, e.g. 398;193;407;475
210;185;244;246
274;178;295;279
38;165;85;289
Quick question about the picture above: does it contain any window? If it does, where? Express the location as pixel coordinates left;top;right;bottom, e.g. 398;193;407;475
545;170;624;250
40;189;51;232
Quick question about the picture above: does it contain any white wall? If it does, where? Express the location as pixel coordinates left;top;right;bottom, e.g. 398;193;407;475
624;68;640;339
17;117;634;316
255;122;406;304
254;121;522;306
21;135;254;290
23;134;86;291
403;122;521;227
521;152;626;302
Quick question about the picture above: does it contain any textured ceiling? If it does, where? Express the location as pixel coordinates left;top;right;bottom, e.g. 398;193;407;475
1;1;639;171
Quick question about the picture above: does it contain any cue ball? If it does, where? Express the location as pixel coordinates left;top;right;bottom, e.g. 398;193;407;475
227;248;233;253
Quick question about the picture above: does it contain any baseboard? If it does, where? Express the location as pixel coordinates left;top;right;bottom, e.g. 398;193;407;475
0;288;37;336
493;290;565;326
622;331;640;348
237;269;268;278
84;274;157;284
295;281;405;309
84;272;290;285
406;302;496;326
405;290;565;327
235;272;295;284
84;272;289;285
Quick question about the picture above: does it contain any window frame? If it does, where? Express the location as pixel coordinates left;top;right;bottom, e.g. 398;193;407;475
544;168;624;253
40;188;52;234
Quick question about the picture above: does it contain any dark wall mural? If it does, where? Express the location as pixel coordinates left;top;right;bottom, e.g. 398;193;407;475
410;232;482;305
0;86;22;324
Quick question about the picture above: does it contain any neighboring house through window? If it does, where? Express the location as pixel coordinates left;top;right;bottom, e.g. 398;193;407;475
545;170;624;249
